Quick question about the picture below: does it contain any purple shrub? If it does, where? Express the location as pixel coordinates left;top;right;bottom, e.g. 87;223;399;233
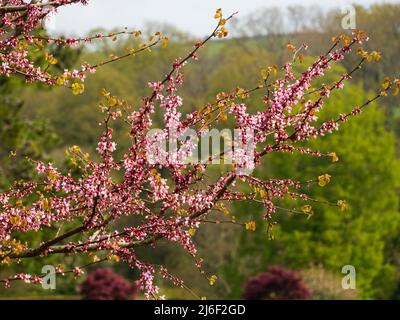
243;265;311;300
80;268;139;300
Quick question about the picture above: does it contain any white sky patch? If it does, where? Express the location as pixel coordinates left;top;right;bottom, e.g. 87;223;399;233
48;0;399;36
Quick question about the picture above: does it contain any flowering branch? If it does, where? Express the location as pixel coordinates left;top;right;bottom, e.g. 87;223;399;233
0;6;399;299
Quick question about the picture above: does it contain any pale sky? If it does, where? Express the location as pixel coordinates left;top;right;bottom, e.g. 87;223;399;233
48;0;400;36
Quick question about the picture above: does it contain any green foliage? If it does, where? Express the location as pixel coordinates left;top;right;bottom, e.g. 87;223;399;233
0;77;59;189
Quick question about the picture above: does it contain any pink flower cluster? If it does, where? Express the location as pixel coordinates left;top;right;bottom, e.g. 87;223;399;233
0;1;115;84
